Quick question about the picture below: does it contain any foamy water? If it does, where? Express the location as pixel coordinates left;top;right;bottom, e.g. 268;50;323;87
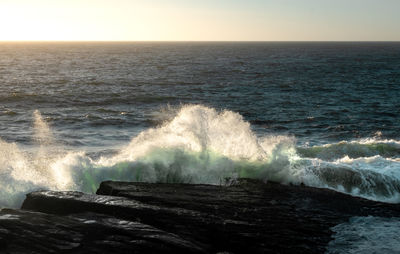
1;105;400;208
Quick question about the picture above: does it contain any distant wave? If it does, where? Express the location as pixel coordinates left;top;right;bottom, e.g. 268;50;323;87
1;105;400;208
297;140;400;160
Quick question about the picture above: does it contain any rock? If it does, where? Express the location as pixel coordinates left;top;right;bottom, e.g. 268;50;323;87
2;179;398;253
96;178;400;217
0;208;203;253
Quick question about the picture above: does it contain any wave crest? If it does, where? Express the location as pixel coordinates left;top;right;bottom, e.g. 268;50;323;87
297;140;400;160
1;105;400;207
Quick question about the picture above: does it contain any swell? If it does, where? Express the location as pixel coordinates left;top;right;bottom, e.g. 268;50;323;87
297;140;400;161
1;105;400;208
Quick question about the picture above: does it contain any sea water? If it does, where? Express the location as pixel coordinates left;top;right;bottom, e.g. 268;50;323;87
0;42;400;209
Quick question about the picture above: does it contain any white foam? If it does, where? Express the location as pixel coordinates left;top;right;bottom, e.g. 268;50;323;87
1;105;400;208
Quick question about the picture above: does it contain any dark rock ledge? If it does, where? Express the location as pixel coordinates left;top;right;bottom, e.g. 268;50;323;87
0;179;400;253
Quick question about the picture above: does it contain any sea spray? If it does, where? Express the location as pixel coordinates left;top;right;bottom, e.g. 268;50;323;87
96;105;300;184
76;106;400;202
33;109;53;146
0;111;74;207
1;105;400;208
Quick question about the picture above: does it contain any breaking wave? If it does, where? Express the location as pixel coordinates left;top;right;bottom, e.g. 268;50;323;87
297;140;400;161
1;105;400;207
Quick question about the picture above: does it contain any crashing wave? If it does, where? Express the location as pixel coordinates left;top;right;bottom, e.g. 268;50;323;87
1;105;400;208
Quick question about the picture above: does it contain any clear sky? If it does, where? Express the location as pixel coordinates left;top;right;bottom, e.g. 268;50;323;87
0;0;399;41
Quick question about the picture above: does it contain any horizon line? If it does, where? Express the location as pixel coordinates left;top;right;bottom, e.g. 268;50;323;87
0;40;399;43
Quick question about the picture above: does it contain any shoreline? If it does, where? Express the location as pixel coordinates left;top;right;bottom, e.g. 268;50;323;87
0;179;399;253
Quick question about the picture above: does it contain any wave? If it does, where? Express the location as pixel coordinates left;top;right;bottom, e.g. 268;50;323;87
1;105;400;208
300;156;400;202
297;140;400;161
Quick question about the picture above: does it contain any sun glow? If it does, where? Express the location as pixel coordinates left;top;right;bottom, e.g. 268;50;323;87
0;1;125;41
0;0;399;41
1;2;239;41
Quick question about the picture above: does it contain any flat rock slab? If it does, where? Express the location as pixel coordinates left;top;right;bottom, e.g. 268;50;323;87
17;179;400;253
0;209;203;254
96;179;400;218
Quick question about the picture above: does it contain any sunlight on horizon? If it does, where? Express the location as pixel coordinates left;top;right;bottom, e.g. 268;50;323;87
0;0;399;41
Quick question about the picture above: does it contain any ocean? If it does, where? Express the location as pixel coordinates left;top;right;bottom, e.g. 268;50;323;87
1;41;400;208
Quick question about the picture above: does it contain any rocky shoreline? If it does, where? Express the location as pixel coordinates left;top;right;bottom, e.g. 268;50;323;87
0;179;399;253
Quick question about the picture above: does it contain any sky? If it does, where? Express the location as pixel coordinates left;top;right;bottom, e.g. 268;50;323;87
0;0;399;41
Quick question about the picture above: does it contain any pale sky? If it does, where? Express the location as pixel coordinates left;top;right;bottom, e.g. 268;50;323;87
0;0;399;41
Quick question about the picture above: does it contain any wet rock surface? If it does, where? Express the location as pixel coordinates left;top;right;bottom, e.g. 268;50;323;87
0;209;202;254
1;179;400;253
